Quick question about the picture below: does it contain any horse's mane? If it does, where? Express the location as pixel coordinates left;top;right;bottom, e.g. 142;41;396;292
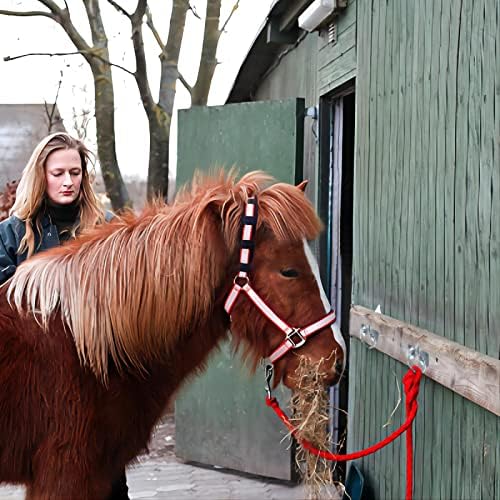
7;170;321;381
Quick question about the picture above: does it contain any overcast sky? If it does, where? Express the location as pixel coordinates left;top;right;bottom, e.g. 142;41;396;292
0;0;274;180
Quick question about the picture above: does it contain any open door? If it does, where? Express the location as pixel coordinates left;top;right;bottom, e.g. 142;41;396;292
175;98;305;480
319;83;355;480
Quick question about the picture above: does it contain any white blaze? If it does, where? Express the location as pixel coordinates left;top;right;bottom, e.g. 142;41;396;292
303;240;346;368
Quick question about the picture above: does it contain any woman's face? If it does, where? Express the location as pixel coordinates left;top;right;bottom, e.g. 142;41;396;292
45;148;83;205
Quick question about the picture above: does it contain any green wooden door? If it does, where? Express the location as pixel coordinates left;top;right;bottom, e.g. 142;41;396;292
175;99;305;480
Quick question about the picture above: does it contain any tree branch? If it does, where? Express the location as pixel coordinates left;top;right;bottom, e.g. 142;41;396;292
44;70;63;133
0;9;55;19
105;0;132;19
145;6;165;51
184;1;200;19
32;0;93;58
130;0;155;114
177;71;192;94
220;0;239;33
37;0;63;13
3;51;135;76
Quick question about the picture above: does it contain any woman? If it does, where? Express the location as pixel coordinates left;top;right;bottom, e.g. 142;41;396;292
0;132;129;500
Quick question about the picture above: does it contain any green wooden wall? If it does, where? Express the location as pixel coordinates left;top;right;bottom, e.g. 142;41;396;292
318;0;357;94
350;0;499;498
255;35;320;205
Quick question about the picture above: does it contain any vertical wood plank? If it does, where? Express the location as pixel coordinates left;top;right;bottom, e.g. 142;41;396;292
401;0;414;324
354;0;371;307
386;0;399;321
373;0;386;311
382;5;398;495
420;2;434;497
487;2;500;499
410;5;426;494
470;2;488;498
430;2;447;497
366;0;378;309
375;2;387;493
454;1;471;496
442;3;460;495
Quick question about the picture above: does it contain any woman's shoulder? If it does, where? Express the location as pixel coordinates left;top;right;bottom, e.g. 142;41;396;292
0;215;25;233
0;215;26;244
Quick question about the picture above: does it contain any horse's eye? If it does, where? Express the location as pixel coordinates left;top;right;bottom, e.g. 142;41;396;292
280;268;299;278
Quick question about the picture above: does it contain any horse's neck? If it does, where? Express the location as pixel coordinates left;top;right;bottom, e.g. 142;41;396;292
140;304;230;407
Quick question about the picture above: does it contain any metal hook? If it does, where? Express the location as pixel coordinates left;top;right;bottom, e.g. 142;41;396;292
367;328;379;349
417;350;429;373
265;364;274;398
407;345;429;373
360;324;369;341
359;324;379;349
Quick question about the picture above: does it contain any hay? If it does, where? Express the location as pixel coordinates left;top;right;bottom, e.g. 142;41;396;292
289;356;345;500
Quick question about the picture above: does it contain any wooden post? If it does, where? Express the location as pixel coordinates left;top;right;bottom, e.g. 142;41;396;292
350;305;500;416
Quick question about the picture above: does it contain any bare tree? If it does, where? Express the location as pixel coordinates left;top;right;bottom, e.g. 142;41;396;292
1;0;239;208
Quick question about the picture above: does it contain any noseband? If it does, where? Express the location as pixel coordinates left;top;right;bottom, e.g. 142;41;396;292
224;197;336;364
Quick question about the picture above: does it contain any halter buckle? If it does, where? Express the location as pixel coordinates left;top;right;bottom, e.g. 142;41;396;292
286;328;306;348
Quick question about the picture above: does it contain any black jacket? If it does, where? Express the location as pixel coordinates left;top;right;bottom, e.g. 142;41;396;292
0;212;113;285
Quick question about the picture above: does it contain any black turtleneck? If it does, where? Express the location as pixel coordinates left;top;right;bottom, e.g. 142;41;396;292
45;199;80;241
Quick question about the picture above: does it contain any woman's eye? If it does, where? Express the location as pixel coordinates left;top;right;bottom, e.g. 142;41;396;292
280;268;299;278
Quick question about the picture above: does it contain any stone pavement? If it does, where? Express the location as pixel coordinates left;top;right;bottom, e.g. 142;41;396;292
127;458;327;500
0;460;332;500
0;413;340;499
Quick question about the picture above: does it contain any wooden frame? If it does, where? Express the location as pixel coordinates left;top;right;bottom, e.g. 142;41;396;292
350;305;500;416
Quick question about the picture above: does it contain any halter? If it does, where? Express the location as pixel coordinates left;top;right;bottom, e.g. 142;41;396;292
224;197;337;364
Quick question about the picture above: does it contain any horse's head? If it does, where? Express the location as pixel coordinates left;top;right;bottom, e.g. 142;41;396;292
224;178;346;390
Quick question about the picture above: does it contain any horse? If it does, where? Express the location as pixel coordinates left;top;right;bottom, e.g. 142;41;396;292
0;170;346;499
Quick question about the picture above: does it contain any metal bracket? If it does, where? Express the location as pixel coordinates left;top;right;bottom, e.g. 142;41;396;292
265;364;274;398
407;344;429;373
359;323;379;349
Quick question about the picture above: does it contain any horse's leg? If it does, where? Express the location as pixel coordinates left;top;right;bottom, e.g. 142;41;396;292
26;457;113;500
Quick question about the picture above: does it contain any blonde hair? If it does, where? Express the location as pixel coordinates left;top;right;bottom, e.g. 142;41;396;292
11;132;105;257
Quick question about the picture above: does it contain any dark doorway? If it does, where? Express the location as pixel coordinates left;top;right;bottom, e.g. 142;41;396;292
318;81;355;480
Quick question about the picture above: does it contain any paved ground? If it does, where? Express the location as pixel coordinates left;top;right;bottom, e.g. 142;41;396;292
0;413;340;499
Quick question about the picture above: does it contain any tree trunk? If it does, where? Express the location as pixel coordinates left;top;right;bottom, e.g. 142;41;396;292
147;108;170;200
91;63;131;210
191;0;222;106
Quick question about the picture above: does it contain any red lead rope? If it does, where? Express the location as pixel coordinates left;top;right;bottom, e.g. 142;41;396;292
266;366;422;500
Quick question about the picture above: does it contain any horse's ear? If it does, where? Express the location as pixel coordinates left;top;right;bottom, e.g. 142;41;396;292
296;180;308;192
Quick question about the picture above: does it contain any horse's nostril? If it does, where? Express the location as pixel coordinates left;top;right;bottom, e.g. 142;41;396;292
335;359;344;374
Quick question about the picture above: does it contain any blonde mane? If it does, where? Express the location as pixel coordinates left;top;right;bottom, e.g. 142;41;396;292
8;170;321;381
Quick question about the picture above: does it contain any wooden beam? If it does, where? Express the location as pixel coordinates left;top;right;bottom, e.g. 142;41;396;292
349;305;500;416
278;0;311;32
267;18;299;45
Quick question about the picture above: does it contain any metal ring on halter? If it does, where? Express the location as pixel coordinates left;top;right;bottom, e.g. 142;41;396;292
233;275;249;287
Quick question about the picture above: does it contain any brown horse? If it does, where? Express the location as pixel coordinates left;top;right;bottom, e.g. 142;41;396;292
0;171;345;499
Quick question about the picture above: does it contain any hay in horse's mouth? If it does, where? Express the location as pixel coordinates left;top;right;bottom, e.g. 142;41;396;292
289;356;345;500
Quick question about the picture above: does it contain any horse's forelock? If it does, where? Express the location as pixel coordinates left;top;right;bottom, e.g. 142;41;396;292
257;183;323;242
